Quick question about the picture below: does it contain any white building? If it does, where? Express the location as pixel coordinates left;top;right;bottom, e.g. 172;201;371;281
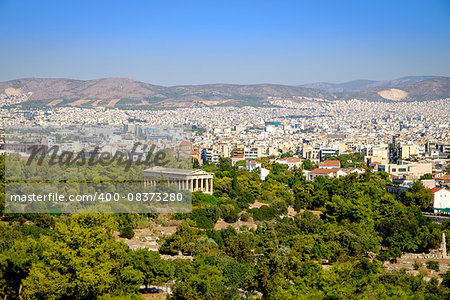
246;160;261;172
432;188;450;213
277;157;303;169
246;160;270;181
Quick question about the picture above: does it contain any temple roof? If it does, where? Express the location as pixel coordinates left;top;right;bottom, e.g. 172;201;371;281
144;166;213;176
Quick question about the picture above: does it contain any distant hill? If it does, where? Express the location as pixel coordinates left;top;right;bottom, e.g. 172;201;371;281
301;80;378;93
300;76;439;92
0;78;332;108
0;76;448;108
0;77;167;101
339;77;450;101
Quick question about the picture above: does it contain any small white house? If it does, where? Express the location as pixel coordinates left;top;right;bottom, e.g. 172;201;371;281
260;168;270;181
432;187;450;213
246;160;270;181
246;160;261;172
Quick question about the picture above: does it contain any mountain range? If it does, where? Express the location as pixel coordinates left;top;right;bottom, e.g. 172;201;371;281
300;76;440;92
1;76;449;108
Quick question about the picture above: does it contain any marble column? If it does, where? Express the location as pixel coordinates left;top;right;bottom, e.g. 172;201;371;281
210;178;213;194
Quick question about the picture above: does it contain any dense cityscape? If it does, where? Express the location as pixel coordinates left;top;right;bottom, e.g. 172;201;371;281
2;89;450;298
2;0;450;299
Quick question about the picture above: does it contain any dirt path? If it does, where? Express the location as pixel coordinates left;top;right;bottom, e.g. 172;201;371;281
106;98;121;107
47;99;62;106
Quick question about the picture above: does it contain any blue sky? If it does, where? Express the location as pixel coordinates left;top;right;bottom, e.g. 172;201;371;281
0;0;449;85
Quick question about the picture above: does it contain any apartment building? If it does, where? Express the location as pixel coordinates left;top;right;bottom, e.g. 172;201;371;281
374;162;432;180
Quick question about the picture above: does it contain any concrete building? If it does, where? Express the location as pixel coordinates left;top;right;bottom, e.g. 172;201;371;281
307;168;347;181
277;157;303;169
244;147;261;160
201;148;220;164
365;145;389;164
260;168;270;181
231;155;245;165
374;162;432;180
246;160;261;172
437;175;450;187
319;148;338;161
421;179;436;189
432;187;450;213
400;144;418;159
302;145;320;163
246;160;270;181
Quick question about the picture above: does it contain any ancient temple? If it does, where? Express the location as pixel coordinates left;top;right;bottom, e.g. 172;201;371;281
144;167;214;194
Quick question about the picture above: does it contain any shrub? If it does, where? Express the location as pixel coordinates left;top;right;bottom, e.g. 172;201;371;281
426;260;439;272
240;212;250;222
271;200;288;215
192;206;220;229
413;260;422;270
442;270;450;288
237;191;255;208
195;215;215;229
34;214;55;229
192;192;220;206
119;225;135;239
204;206;220;223
220;204;239;223
250;206;278;221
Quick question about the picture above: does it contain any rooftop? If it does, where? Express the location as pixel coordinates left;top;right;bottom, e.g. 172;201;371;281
144;167;211;176
311;168;339;174
319;160;341;167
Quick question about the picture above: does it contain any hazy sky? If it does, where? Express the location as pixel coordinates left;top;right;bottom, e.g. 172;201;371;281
0;0;449;85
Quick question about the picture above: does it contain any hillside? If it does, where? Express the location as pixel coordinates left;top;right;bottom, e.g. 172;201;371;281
0;78;332;108
339;77;450;101
301;76;440;93
0;78;167;101
301;80;378;93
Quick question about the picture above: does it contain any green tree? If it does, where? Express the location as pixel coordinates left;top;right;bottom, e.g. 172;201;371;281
0;227;40;299
191;237;219;257
224;233;255;264
221;259;257;292
129;248;173;289
193;159;201;169
22;214;143;299
0;154;4;216
426;260;439;271
160;221;200;255
442;270;450;288
420;173;433;180
444;165;450;174
302;159;315;171
402;181;433;210
220;204;239;223
170;263;238;300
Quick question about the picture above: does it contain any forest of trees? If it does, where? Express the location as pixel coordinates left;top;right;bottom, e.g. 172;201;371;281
1;154;450;299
